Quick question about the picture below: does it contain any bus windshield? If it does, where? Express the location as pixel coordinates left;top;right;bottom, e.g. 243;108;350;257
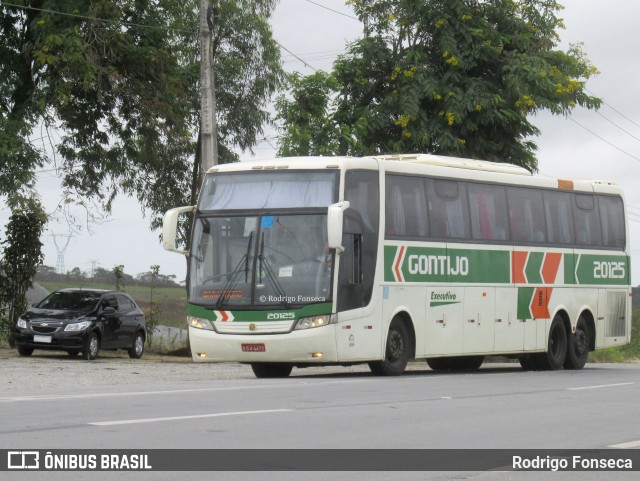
198;171;336;210
189;214;333;307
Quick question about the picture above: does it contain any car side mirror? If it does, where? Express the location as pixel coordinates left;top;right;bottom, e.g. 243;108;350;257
102;306;116;315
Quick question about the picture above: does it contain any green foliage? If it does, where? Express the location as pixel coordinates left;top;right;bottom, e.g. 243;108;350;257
278;0;600;170
276;72;344;157
112;264;125;291
0;194;47;345
1;0;283;238
146;264;161;345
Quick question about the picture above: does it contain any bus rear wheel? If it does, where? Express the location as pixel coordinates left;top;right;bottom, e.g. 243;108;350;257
534;315;567;371
369;317;411;376
564;317;589;370
251;363;293;378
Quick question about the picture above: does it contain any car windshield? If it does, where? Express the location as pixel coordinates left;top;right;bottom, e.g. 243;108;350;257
37;292;102;312
190;214;333;307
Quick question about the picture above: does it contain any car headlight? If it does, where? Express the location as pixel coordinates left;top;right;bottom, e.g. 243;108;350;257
294;314;337;330
64;320;91;332
17;318;27;329
188;316;215;331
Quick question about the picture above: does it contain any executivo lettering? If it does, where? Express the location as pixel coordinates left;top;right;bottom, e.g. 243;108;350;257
408;255;469;276
431;291;457;301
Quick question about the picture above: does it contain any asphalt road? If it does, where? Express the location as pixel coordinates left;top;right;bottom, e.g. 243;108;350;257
1;351;639;480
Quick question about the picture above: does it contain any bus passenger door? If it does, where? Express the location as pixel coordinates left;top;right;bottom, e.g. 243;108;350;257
462;287;495;353
425;287;464;355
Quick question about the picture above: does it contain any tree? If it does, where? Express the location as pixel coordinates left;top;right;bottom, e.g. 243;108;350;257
277;0;600;171
0;194;47;346
1;1;283;242
113;264;125;291
145;264;161;345
275;72;344;157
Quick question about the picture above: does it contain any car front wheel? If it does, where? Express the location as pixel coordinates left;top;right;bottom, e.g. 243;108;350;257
82;332;100;360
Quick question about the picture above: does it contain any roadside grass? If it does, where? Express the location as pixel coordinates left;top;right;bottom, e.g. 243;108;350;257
145;331;189;356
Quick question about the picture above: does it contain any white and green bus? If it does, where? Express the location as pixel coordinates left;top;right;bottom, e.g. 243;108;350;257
163;154;631;378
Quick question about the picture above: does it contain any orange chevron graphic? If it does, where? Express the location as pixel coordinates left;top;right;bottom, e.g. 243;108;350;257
512;251;562;285
530;287;552;319
512;251;528;283
542;252;562;284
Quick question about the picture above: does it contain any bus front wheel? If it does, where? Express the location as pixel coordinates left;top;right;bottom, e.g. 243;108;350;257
369;317;411;376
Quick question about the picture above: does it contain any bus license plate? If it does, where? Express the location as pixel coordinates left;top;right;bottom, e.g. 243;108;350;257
242;343;265;352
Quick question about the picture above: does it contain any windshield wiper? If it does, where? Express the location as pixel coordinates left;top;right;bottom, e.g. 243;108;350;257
258;232;292;308
214;233;253;308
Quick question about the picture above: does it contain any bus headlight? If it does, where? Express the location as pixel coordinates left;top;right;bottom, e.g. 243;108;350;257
294;314;337;330
188;316;215;331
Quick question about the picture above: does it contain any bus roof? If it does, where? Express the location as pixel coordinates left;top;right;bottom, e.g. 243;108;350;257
207;154;621;195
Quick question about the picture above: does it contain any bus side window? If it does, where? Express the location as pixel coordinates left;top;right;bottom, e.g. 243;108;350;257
574;193;602;247
467;183;508;241
427;179;470;240
544;190;574;245
385;175;428;238
599;195;625;249
507;187;546;244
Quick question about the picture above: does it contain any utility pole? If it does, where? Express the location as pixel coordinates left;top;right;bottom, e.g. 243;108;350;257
199;0;218;173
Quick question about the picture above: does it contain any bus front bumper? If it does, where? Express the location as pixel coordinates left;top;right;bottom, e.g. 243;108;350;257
188;324;338;363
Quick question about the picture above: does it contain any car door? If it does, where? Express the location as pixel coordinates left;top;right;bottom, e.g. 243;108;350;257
99;295;120;349
116;294;138;348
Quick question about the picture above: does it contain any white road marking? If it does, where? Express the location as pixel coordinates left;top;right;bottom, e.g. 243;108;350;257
567;382;635;391
89;409;293;426
608;440;640;449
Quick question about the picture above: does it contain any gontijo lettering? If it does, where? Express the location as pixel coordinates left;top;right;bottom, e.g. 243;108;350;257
408;255;469;276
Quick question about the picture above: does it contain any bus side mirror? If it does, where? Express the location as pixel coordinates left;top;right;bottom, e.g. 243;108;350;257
162;206;195;255
327;201;350;253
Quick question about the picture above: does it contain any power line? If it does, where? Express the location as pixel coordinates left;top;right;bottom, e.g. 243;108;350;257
1;1;196;34
567;117;640;164
586;88;640;130
276;41;319;71
3;1;324;79
304;0;359;20
594;110;640;144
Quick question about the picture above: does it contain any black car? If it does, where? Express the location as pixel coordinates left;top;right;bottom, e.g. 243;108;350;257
14;289;146;360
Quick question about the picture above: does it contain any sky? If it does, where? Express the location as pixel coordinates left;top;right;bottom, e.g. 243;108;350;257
1;0;639;284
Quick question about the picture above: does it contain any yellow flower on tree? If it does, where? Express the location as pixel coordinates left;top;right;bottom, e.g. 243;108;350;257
446;112;455;125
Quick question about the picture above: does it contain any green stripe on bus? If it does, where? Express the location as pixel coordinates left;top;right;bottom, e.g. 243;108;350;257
384;245;510;283
574;254;630;285
430;301;461;307
187;302;332;322
517;287;534;319
525;252;544;284
385;245;629;286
